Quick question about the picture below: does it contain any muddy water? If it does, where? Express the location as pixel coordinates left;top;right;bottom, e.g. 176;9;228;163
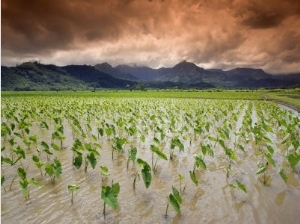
1;99;300;224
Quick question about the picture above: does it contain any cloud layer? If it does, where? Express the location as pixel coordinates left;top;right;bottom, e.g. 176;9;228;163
2;0;300;73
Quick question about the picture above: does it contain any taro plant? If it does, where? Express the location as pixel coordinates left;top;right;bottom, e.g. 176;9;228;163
135;158;152;189
104;123;116;139
256;161;269;185
1;151;23;167
72;140;100;173
189;154;206;186
286;152;300;170
51;131;66;150
101;182;120;218
32;155;45;176
100;165;110;182
17;167;41;200
150;145;168;173
23;135;38;150
68;184;80;204
193;154;207;171
165;186;182;218
200;143;214;158
256;145;276;185
85;143;99;172
45;157;62;183
111;137;128;160
229;180;247;193
127;147;137;170
218;139;237;178
170;137;184;160
178;174;186;193
189;170;199;186
1;175;6;193
279;168;288;183
40;141;53;161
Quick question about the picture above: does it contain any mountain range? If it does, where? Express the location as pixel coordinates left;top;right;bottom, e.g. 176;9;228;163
2;60;300;91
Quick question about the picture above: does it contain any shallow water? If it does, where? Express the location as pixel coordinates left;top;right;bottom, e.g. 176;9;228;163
1;98;300;224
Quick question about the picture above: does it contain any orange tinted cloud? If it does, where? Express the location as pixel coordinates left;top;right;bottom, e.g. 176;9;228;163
2;0;300;73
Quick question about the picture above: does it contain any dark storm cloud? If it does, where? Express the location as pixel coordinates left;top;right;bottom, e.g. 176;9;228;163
2;0;127;53
2;0;300;73
233;0;300;29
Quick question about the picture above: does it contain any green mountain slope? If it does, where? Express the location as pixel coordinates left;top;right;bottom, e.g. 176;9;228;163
1;62;136;91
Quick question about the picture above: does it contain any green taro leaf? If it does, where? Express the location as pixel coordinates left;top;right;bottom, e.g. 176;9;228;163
53;157;62;178
129;147;137;162
263;123;273;133
194;154;207;170
141;169;152;188
41;141;51;151
101;183;120;209
189;170;198;186
287;153;300;168
225;148;237;161
172;186;182;204
45;164;55;177
265;153;276;167
8;138;16;146
14;146;25;159
23;139;31;147
279;168;288;183
112;182;120;195
256;164;267;175
29;135;38;143
153;137;160;144
2;156;14;165
169;194;181;213
236;180;247;193
87;153;97;169
100;166;109;176
140;135;146;143
201;144;207;156
28;178;42;187
17;167;27;180
19;179;29;198
263;136;272;144
98;128;104;137
14;132;22;139
150;145;168;161
1;175;5;186
171;138;184;152
218;139;226;149
238;144;245;153
51;143;60;151
68;184;80;191
266;145;274;155
35;161;44;169
208;136;217;142
73;154;83;169
40;121;49;130
32;155;40;163
137;158;152;188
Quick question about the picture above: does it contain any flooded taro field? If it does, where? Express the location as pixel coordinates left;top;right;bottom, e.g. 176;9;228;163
1;96;300;223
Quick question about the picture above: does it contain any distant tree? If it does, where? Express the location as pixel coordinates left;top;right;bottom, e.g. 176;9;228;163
135;83;147;91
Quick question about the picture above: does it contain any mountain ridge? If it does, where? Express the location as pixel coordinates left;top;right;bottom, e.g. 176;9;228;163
1;61;300;90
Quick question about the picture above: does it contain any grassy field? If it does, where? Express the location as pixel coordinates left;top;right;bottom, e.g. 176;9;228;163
264;89;300;112
2;89;299;111
1;90;264;99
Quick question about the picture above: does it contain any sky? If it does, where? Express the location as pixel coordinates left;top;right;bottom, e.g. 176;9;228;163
2;0;300;74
